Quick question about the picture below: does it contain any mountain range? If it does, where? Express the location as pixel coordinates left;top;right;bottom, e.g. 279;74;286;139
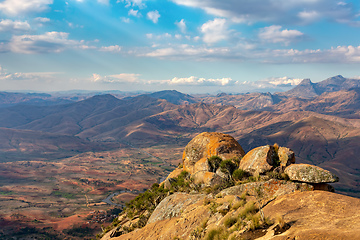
0;75;360;197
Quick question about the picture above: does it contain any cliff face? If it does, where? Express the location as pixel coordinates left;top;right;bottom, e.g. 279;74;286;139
100;132;360;240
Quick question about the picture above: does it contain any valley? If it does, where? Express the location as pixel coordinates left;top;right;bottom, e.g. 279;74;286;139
0;75;360;238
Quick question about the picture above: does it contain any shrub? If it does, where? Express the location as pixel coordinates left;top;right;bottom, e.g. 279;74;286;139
170;171;191;192
224;216;238;228
204;227;229;240
272;144;280;167
219;160;237;175
232;169;247;181
248;214;261;230
239;201;258;219
231;199;245;210
208;156;223;172
276;215;286;229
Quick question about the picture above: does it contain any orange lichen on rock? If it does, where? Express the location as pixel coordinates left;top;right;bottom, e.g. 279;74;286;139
182;132;245;174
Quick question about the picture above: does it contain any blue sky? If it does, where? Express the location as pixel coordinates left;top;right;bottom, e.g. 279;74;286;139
1;0;360;93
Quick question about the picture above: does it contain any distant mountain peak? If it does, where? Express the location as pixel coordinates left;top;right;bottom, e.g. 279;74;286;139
298;78;313;85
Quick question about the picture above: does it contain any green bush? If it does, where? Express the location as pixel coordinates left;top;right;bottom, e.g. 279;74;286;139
224;216;237;228
232;169;247;181
219;160;237;175
239;201;258;219
204;227;229;240
208;156;223;172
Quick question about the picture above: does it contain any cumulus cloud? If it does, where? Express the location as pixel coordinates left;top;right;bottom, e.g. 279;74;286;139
118;0;146;8
128;9;141;17
166;76;235;86
99;45;122;52
142;44;234;61
0;19;31;32
0;66;60;81
8;32;91;54
121;17;131;23
91;73;141;83
34;17;50;26
254;77;303;88
175;19;186;33
259;25;304;45
171;0;358;25
147;10;160;23
201;18;229;44
0;0;53;15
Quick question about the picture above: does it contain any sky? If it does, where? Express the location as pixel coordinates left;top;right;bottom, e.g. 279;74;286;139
1;0;360;93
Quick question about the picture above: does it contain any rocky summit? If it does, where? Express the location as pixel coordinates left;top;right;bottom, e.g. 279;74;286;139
100;132;360;240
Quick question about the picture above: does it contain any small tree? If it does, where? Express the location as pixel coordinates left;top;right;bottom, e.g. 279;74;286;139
219;160;237;175
208;156;223;172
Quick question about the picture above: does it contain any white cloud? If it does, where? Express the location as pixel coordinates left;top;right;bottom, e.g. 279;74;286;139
128;9;141;17
147;10;160;23
8;32;91;54
0;0;53;15
159;76;235;86
99;45;122;52
255;77;303;88
119;0;145;8
256;45;360;63
259;25;304;45
201;18;229;44
175;19;186;33
0;19;31;32
171;0;358;25
121;17;131;23
34;17;50;23
298;10;321;23
142;44;233;61
91;73;141;83
146;76;235;86
0;66;61;81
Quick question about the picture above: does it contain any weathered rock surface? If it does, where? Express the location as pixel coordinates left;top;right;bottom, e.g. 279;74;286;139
191;171;227;186
238;145;275;175
107;190;360;240
147;192;206;224
262;191;360;239
285;163;339;183
112;193;211;240
182;132;245;174
220;179;313;202
278;146;295;167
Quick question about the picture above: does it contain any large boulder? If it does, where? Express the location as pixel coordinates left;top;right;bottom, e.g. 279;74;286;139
285;164;339;183
238;145;276;175
278;146;295;167
182;132;245;174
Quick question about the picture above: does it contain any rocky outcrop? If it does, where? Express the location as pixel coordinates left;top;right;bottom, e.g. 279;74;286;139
238;145;276;175
182;132;245;174
285;164;339;183
101;132;345;240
